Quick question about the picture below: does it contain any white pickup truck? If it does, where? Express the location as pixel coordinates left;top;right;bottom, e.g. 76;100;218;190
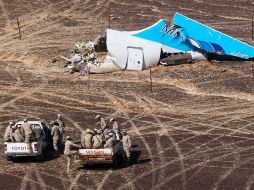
3;121;52;161
78;140;126;167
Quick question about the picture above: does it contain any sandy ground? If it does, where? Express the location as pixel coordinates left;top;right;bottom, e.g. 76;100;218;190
1;0;254;190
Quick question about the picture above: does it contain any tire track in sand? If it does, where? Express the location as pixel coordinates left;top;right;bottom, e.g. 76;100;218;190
152;115;187;190
96;170;112;190
102;91;155;190
67;172;82;190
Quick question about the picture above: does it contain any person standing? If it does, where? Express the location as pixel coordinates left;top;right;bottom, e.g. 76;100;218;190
51;123;61;154
20;119;33;153
110;118;119;130
31;124;42;141
55;114;65;129
95;115;107;130
4;122;13;142
64;136;81;173
110;118;121;140
122;131;131;164
11;125;24;142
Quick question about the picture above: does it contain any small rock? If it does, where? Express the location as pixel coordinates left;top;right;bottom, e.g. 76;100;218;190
52;58;57;63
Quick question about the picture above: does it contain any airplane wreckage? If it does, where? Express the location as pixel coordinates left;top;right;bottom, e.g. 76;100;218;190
61;12;254;74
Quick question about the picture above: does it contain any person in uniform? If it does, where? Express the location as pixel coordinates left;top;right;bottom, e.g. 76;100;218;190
81;129;94;149
20;119;33;143
56;114;65;129
20;119;33;153
64;136;81;173
4;122;13;142
95;115;107;130
10;125;16;142
92;129;103;149
51;123;61;153
122;130;131;164
12;124;24;142
110;118;121;140
110;118;119;130
31;124;42;141
104;133;115;148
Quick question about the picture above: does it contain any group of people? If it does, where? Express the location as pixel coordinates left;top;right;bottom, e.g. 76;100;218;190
3;114;132;172
80;115;131;159
65;114;131;150
4;119;42;143
63;114;132;172
4;118;44;153
3;114;65;153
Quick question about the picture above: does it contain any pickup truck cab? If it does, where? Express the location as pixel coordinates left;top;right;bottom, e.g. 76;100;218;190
3;121;52;161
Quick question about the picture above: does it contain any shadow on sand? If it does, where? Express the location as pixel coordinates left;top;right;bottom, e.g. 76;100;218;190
75;145;151;171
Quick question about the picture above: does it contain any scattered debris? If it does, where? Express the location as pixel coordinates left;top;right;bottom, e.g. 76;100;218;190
94;35;107;52
60;13;254;74
60;35;109;74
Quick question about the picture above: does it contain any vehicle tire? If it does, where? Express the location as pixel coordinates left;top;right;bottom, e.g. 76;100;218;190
5;155;12;161
121;151;128;166
112;155;118;168
37;150;44;162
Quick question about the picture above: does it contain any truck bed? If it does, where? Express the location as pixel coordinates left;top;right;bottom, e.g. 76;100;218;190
4;141;41;157
78;141;125;164
78;148;113;163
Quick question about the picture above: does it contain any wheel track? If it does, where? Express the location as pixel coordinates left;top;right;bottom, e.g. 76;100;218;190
35;171;47;190
211;144;241;190
102;91;157;190
211;156;254;190
117;134;254;190
153;145;254;190
96;170;112;190
0;0;12;27
67;172;82;190
3;170;57;190
152;115;187;190
184;142;210;185
244;172;254;190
